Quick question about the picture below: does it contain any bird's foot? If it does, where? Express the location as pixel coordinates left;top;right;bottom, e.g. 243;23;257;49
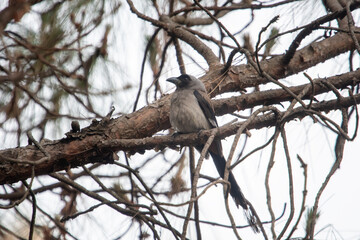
171;132;182;138
196;129;205;139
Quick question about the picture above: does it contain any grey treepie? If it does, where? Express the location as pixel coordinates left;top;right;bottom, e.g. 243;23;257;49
167;74;259;233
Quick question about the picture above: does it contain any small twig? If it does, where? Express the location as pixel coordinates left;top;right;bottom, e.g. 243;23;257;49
146;38;173;103
246;200;268;239
151;153;185;190
305;109;351;141
181;128;217;240
347;88;359;140
232;131;275;169
255;15;279;75
227;106;279;170
194;0;241;51
217;25;226;64
308;108;348;240
265;129;281;239
262;71;309;110
49;173;164;239
321;79;344;100
124;153;136;203
280;72;317;123
159;14;220;67
105;105;115;118
193;0;255;79
321;82;359;142
174;38;186;74
114;162;180;240
0;167;35;209
282;1;360;65
224;195;242;240
22;180;36;240
276;129;295;240
233;10;255;36
286;154;308;239
224;106;279;217
82;166;128;203
349;50;354;72
222;48;239;73
224;107;276;238
189;147;202;240
133;27;161;112
162;201;287;230
61;200;121;222
346;1;360;55
36;204;80;240
19;131;52;166
27;131;50;159
170;0;301;17
150;179;227;208
0;154;39;165
0;225;27;240
303;72;315;109
69;168;150;213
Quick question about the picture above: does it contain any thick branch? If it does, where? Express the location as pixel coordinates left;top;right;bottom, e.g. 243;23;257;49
126;0;219;67
207;32;360;95
98;21;359;146
1;91;359;185
159;15;220;67
1;21;360;184
213;68;360;115
282;1;360;65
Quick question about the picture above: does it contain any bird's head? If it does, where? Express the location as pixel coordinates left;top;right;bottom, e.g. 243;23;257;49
166;74;206;91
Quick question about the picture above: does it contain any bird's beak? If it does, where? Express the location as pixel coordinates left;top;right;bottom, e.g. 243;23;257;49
166;77;180;86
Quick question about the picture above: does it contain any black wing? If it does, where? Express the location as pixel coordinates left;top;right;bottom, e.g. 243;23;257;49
193;90;218;128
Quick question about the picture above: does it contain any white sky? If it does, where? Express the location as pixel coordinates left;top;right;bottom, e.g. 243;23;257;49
1;0;360;239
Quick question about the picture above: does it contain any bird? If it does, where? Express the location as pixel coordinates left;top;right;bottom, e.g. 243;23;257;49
167;74;259;233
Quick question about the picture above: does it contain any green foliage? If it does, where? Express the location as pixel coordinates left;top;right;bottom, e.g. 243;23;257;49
305;207;321;237
146;35;159;70
264;27;279;57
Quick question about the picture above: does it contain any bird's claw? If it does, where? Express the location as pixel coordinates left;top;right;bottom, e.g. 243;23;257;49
171;132;181;138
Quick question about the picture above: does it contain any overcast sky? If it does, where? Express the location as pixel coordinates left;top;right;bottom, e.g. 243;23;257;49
1;1;360;239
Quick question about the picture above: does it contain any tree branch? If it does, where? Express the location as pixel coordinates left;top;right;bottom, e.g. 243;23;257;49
1;91;359;184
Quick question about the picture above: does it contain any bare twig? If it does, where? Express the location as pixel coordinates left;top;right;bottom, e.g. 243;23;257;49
346;1;360;55
224;195;242;240
22;180;36;240
189;147;202;240
133;28;161;111
181;128;217;239
174;38;186;74
308;108;349;240
286;154;308;239
0;167;35;209
282;1;360;65
232;131;275;169
61;200;121;222
265;129;281;239
255;16;279;74
49;172;168;239
276;129;295;240
113;162;180;240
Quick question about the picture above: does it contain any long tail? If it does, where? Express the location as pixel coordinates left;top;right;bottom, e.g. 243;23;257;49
209;150;247;208
207;143;260;233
